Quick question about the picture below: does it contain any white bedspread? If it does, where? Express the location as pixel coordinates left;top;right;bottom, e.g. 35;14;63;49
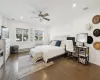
31;45;65;62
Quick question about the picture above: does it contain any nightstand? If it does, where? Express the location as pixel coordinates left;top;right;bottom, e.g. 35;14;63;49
76;46;89;65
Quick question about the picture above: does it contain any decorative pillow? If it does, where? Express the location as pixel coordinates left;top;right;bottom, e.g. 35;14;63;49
55;41;61;46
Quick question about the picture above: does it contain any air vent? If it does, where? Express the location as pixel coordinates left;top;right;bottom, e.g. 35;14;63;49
83;7;88;10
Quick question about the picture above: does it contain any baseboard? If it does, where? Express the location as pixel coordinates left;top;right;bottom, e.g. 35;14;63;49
89;61;100;67
18;48;30;53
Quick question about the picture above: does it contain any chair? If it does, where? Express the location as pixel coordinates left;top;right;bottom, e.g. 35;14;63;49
65;40;75;59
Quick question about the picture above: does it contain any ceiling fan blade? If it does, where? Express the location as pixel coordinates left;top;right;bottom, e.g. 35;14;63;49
44;13;49;16
30;17;39;18
43;18;50;21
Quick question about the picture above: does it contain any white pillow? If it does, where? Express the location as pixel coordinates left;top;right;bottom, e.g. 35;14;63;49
60;40;68;47
50;41;56;46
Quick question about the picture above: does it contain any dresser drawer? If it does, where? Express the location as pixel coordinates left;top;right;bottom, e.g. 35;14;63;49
0;57;3;68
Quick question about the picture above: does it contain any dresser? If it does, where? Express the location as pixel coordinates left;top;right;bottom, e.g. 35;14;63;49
0;39;10;63
0;50;4;68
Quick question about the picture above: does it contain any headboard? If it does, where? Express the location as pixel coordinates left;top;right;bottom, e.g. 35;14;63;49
51;36;67;41
67;37;76;46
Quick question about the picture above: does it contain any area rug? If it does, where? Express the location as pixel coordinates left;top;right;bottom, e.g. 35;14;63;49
18;55;54;79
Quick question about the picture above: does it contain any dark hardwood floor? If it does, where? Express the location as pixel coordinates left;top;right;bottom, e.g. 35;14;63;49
0;52;100;80
0;53;18;80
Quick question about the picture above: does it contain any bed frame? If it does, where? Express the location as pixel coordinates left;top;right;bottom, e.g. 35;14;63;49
47;53;65;63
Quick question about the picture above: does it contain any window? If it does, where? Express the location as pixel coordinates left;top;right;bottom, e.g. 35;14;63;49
16;28;22;41
16;28;29;42
23;29;29;41
35;30;44;41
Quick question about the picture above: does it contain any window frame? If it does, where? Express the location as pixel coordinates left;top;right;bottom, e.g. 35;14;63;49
35;30;44;41
16;28;29;42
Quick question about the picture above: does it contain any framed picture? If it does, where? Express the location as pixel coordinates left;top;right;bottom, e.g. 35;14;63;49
30;28;33;42
35;30;39;41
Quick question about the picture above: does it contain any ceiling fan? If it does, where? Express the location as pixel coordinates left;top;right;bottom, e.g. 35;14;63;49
30;11;50;22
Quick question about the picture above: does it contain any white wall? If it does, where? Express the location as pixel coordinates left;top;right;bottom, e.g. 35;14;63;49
49;8;100;66
0;15;3;36
49;24;73;40
0;13;49;49
72;8;100;66
7;20;49;49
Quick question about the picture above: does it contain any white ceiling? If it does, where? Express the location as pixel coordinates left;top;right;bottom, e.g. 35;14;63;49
0;0;100;26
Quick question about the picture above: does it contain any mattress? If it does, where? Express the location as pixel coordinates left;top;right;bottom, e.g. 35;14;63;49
30;45;65;62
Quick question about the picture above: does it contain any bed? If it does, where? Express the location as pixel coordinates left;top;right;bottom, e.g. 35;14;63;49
30;45;65;62
30;36;75;63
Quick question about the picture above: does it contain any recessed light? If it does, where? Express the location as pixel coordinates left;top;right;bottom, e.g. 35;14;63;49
73;3;76;7
20;16;23;19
